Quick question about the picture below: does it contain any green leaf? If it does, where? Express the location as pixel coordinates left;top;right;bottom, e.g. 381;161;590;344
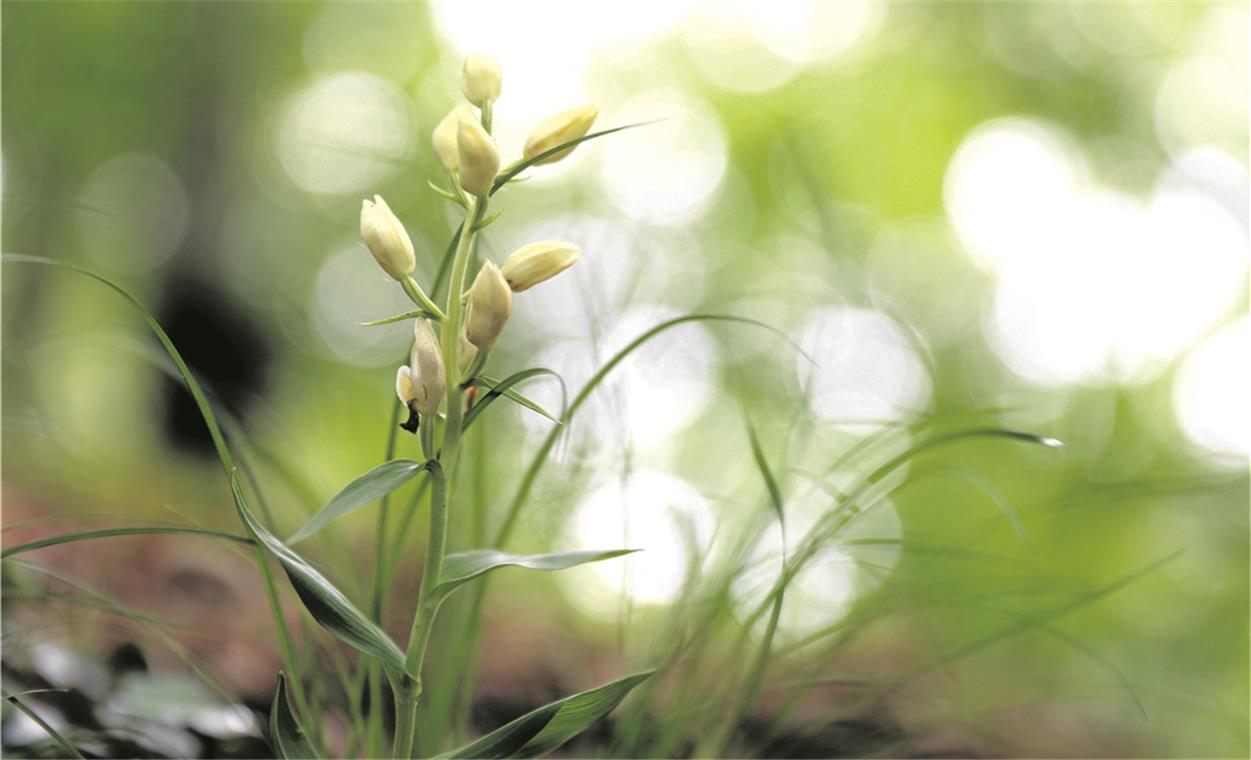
490;121;657;193
269;673;319;759
433;549;638;604
1;526;252;559
441;670;654;758
2;689;85;759
464;369;566;430
359;309;441;327
288;459;427;544
230;472;408;675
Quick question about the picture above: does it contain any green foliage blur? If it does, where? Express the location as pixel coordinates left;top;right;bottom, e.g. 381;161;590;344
2;2;1247;758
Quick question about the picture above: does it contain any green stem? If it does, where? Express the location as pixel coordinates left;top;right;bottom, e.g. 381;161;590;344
393;197;485;757
393;676;420;760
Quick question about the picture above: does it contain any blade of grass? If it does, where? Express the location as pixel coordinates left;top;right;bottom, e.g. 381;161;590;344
3;253;318;744
2;526;251;559
2;689;84;759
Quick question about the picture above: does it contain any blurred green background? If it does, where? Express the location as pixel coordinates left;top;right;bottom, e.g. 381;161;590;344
2;1;1247;758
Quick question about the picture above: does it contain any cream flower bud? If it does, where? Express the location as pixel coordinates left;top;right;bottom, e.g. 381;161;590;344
500;240;581;292
461;53;502;107
523;104;598;165
403;319;445;416
465;260;512;349
360;195;416;280
456;119;500;197
432;104;476;172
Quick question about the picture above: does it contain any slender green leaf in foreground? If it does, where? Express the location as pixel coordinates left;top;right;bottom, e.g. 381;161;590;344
288;459;427;544
269;673;319;759
2;526;251;559
2;689;85;759
2;255;317;733
442;670;655;758
464;369;565;430
230;472;407;675
433;549;638;603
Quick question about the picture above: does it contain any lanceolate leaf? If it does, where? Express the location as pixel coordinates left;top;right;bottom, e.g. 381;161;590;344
442;670;655;759
490;122;656;193
288;460;427;544
433;549;638;604
464;369;566;430
269;673;318;759
359;309;441;327
230;473;407;675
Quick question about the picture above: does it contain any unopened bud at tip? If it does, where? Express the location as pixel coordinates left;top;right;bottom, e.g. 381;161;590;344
461;53;502;107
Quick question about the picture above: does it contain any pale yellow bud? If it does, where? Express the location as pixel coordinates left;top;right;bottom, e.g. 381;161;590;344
360;195;416;280
461;53;502;107
456;119;500;197
465;260;512;349
432;104;476;172
523;104;598;165
500;240;581;292
401;319;444;416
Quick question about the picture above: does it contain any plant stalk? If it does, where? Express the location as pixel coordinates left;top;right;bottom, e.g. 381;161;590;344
393;196;485;758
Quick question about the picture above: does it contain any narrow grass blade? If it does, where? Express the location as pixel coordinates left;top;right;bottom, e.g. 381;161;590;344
230;472;407;675
441;670;654;758
464;369;565;430
359;309;440;327
270;673;319;759
490;122;656;193
2;526;251;559
918;464;1036;553
495;313;808;549
288;459;427;544
2;689;84;759
2;254;318;734
746;420;784;527
433;549;638;603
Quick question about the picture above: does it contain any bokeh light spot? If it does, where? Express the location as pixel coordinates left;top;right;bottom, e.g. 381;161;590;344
275;72;414;195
